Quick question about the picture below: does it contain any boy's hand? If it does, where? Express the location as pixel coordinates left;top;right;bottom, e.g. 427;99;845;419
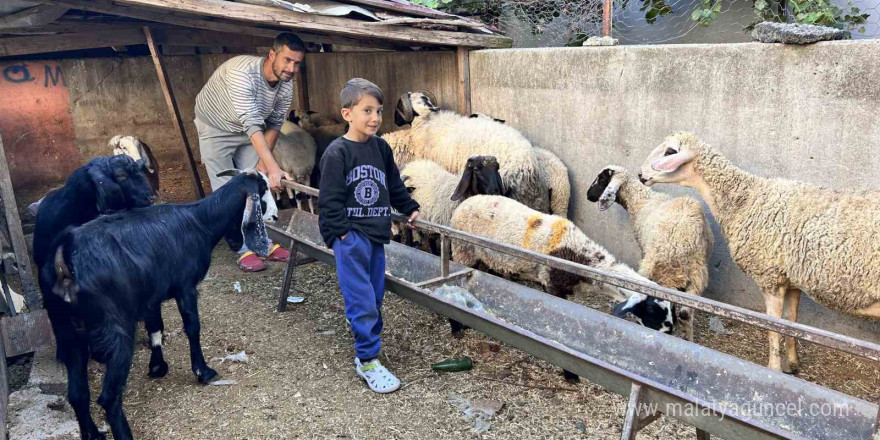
406;210;420;229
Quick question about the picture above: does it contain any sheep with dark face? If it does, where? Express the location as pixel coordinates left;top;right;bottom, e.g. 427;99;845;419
41;170;272;440
587;165;712;341
399;155;505;254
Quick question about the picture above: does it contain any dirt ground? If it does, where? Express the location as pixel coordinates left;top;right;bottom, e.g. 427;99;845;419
70;243;879;440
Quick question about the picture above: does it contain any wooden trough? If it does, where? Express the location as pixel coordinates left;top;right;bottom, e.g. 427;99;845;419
268;192;879;440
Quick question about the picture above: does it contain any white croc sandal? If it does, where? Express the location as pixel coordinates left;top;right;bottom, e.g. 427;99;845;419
355;358;401;394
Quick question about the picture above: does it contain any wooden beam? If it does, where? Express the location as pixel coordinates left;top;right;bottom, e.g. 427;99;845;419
45;0;512;48
341;0;459;19
456;47;471;115
295;66;310;114
0;5;69;30
143;26;205;199
603;0;613;37
0;27;145;57
151;26;274;48
0;132;39;309
43;0;411;50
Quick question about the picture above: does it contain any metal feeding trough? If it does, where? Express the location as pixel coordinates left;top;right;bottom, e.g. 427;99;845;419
270;182;879;440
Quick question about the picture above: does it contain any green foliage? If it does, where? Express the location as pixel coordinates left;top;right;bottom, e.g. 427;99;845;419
692;0;869;31
409;0;455;8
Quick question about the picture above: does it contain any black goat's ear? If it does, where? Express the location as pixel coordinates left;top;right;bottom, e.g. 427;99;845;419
242;193;270;257
216;169;242;178
88;165;125;213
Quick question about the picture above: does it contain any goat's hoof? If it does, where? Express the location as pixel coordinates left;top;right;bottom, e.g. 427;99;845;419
84;430;107;440
563;371;580;384
783;363;800;375
197;367;219;384
149;360;169;378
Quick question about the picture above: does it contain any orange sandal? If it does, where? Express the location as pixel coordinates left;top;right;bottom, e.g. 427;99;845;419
238;251;267;272
264;244;290;262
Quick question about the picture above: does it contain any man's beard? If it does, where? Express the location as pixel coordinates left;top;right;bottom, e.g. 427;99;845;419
273;63;294;82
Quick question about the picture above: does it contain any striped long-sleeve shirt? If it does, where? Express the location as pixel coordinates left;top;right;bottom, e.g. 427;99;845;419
195;55;294;138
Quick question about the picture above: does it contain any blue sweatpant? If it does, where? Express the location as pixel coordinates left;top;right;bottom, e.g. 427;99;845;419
333;229;386;361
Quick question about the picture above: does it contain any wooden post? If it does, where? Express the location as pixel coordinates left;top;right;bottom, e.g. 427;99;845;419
0;337;7;440
143;26;205;199
295;64;310;114
456;47;471;115
0;132;39;309
620;383;643;440
602;0;613;37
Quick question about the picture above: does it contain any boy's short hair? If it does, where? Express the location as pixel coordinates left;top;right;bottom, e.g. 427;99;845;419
273;32;306;54
340;78;384;109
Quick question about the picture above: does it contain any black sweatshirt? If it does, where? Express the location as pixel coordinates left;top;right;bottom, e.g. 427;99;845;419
318;135;419;248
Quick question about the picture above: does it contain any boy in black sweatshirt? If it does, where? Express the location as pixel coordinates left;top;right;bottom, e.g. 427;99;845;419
318;78;420;393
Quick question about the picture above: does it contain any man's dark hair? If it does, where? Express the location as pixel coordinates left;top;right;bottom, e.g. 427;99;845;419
273;33;306;54
340;78;384;109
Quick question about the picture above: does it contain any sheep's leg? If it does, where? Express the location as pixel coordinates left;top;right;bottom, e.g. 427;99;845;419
286;187;294;202
66;344;105;440
783;288;801;374
764;288;786;372
307;197;315;214
96;329;135;440
176;288;218;384
144;309;169;378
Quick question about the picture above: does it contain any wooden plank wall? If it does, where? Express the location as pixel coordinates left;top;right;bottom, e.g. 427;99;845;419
303;51;460;134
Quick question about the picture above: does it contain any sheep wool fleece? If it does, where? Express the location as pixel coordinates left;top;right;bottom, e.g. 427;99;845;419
334;229;386;361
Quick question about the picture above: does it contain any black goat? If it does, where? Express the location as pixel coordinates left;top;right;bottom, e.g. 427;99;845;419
42;170;271;440
33;154;155;270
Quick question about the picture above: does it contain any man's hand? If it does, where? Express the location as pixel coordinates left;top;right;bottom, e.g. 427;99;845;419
406;210;420;230
266;164;292;192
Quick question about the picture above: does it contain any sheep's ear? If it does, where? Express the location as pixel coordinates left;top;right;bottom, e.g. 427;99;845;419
613;294;643;318
494;118;505;124
597;179;621;212
451;163;476;201
88;165;125;213
469;114;479;118
216;169;242;178
241;193;271;257
587;169;613;203
651;150;693;173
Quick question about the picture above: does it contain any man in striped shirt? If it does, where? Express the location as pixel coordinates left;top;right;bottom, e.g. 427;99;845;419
195;32;305;272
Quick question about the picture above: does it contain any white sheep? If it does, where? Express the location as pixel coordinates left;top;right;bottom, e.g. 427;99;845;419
395;93;550;213
381;128;415;168
275;120;317;211
450;195;675;330
399;156;504;254
587;165;713;341
639;131;880;373
468;113;570;216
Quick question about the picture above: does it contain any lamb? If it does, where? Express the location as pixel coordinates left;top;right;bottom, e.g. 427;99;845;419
400;156;505;254
41;170;272;440
290;111;346;189
468;112;570;216
638;131;880;373
274;119;317;211
587;165;713;341
395;92;550;213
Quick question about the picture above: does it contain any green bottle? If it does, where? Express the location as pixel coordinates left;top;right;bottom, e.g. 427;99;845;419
431;357;474;372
